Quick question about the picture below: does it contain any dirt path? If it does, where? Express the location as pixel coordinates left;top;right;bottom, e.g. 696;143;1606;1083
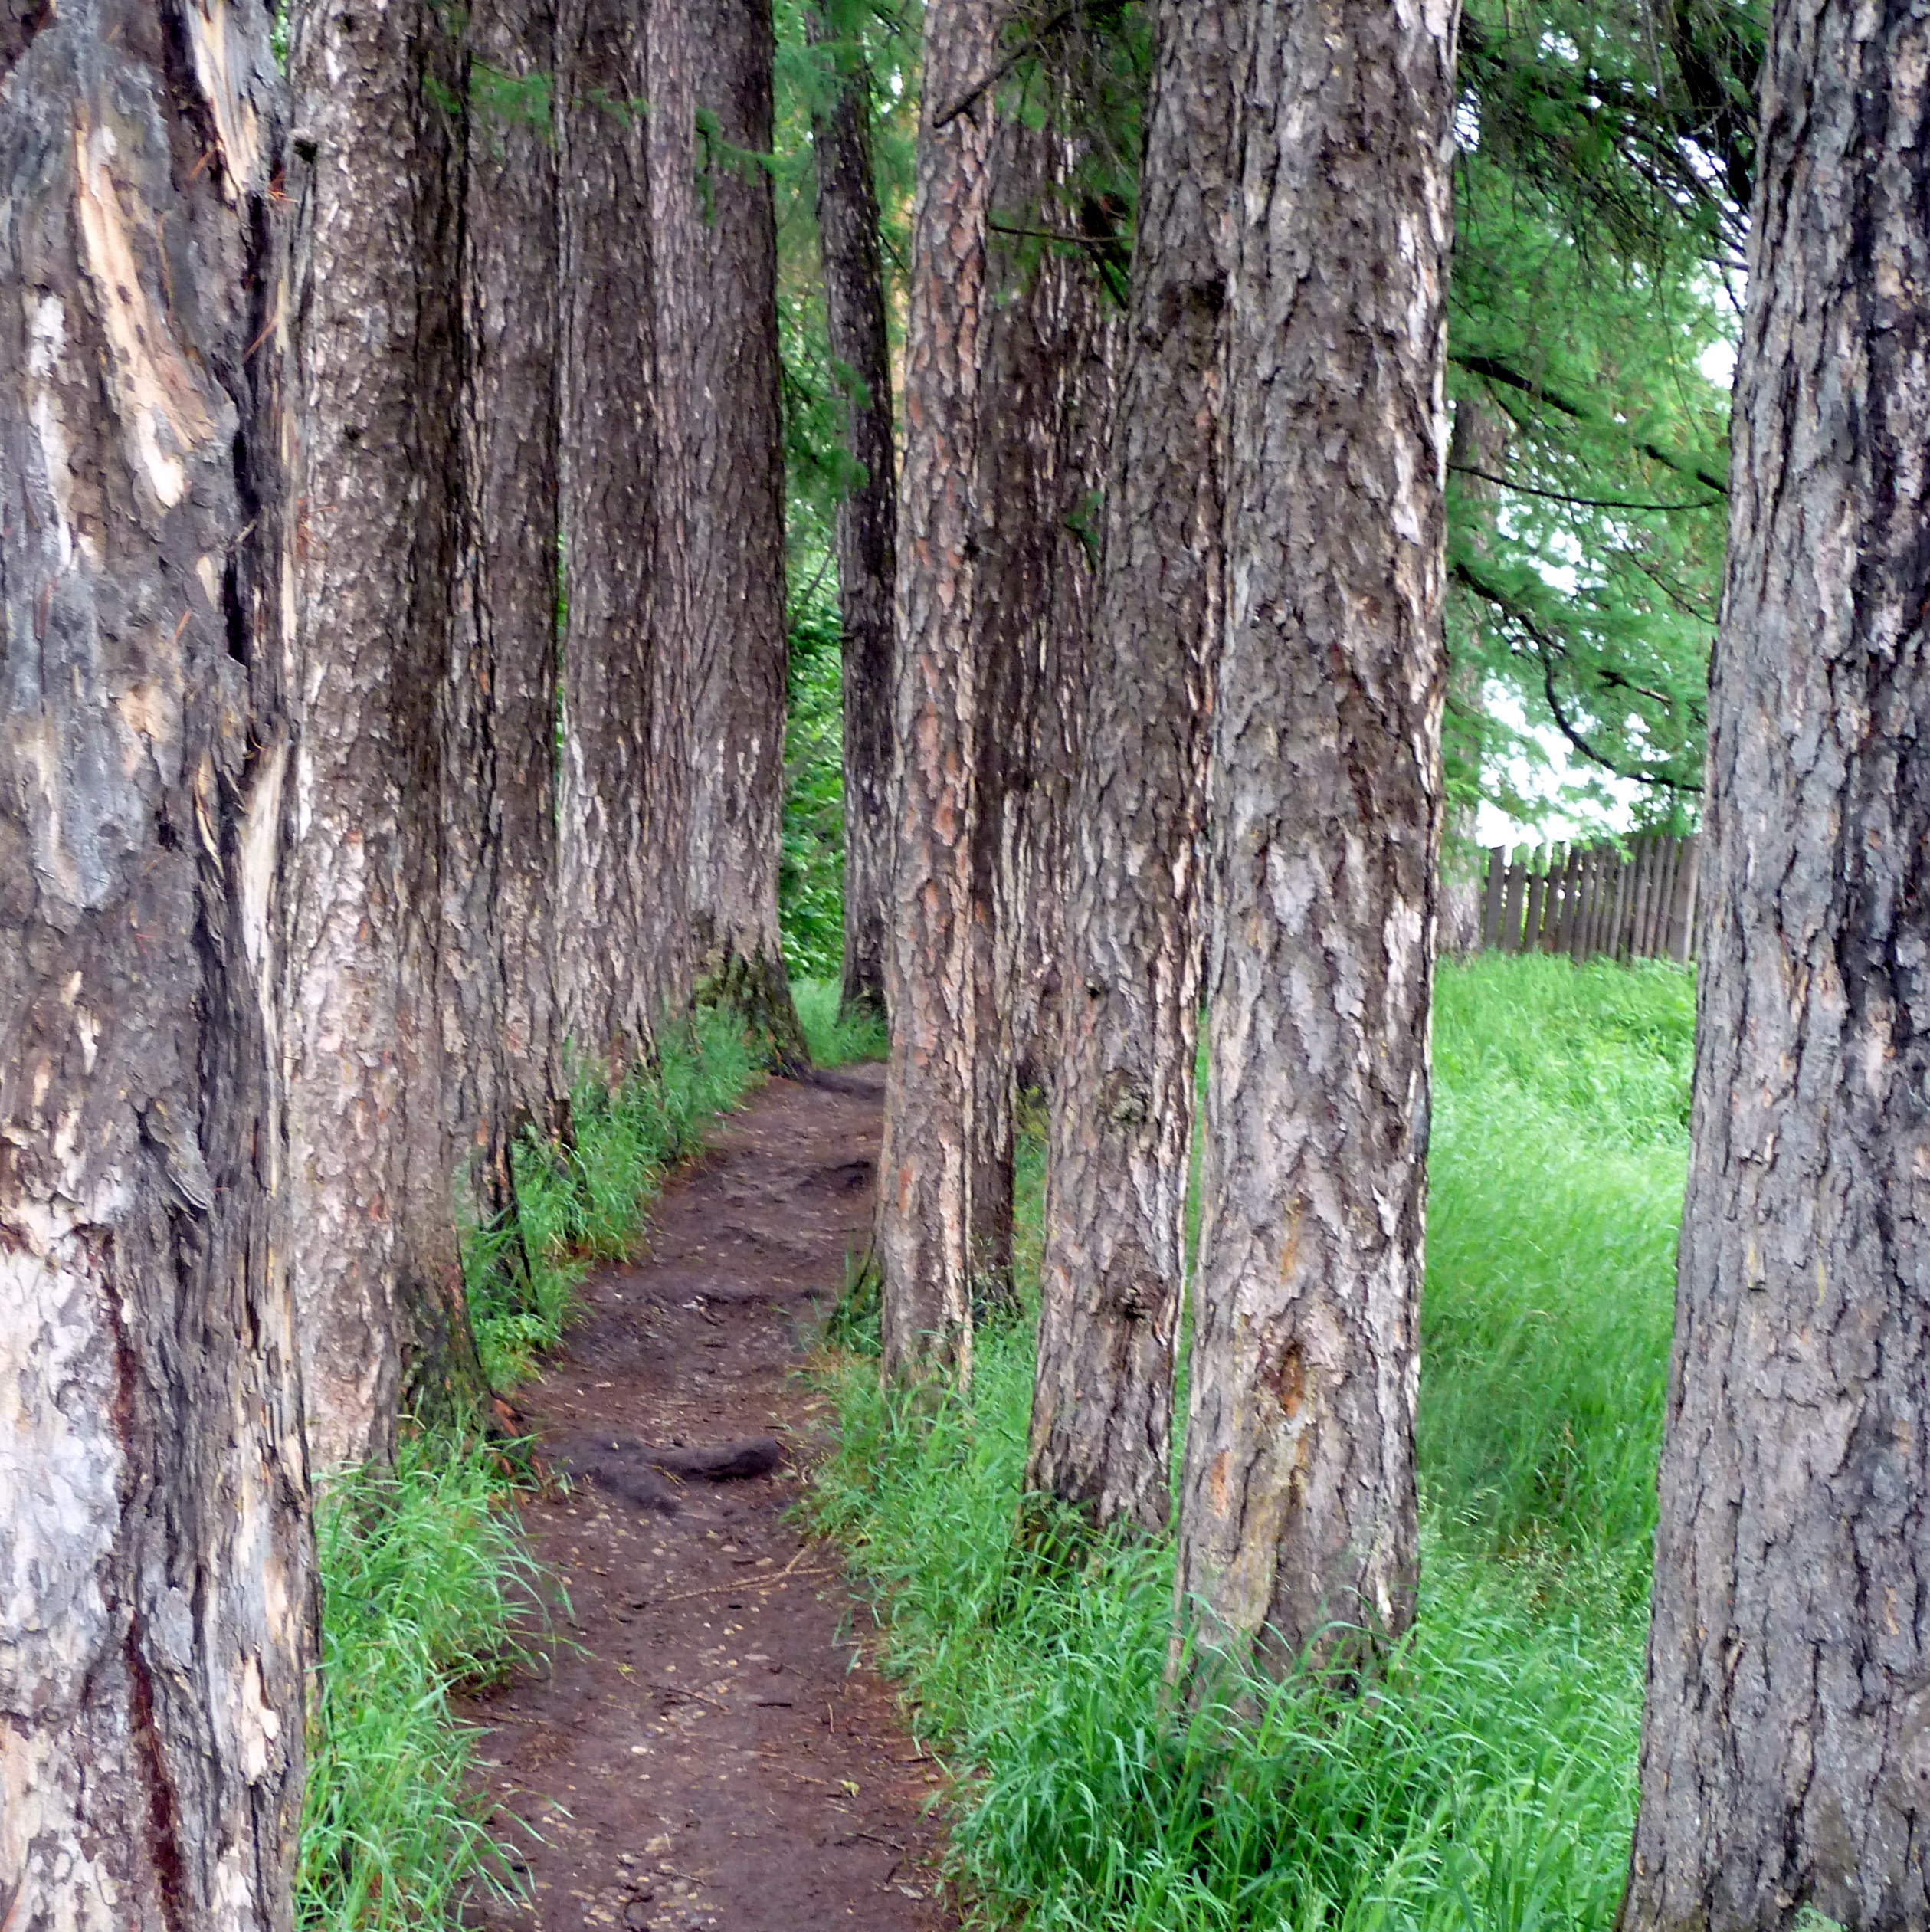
460;1065;956;1932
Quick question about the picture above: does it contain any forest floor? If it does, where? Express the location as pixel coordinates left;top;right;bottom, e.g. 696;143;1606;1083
457;1064;957;1932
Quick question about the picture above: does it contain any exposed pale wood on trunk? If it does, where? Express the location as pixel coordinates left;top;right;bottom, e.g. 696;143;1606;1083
0;1;313;1915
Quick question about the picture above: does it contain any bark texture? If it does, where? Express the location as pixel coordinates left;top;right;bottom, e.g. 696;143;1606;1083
809;11;899;1022
1622;5;1930;1923
685;0;808;1074
1026;0;1234;1534
967;104;1122;1307
874;0;999;1383
555;0;690;1081
0;1;313;1920
287;0;484;1468
445;0;566;1205
1171;0;1456;1675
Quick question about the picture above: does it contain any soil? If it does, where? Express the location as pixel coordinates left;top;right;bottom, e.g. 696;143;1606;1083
460;1064;958;1932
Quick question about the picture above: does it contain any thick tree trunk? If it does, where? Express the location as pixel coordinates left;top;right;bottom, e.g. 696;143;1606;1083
1621;5;1930;1924
873;0;1000;1383
1026;0;1235;1534
685;0;808;1075
966;107;1122;1309
445;0;566;1212
0;1;313;1919
287;0;487;1467
809;8;899;1023
555;0;691;1081
1171;0;1456;1678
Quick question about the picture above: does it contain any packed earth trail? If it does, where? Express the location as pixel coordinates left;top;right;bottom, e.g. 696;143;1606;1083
460;1065;958;1932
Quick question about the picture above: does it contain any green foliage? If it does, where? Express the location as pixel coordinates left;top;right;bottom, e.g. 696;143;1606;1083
779;575;850;982
297;1431;545;1931
467;1012;762;1387
1443;0;1758;829
794;976;890;1067
808;954;1694;1928
772;0;921;548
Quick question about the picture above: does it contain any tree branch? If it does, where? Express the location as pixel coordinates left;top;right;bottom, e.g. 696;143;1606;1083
1452;350;1730;497
1451;559;1706;792
934;2;1085;128
1449;461;1721;514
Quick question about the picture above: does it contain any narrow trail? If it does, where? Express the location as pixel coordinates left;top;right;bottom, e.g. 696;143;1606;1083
460;1065;958;1932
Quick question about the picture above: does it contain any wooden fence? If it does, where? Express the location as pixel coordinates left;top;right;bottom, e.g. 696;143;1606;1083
1479;832;1699;963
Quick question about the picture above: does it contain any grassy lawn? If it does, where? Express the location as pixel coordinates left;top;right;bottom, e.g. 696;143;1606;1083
808;953;1695;1932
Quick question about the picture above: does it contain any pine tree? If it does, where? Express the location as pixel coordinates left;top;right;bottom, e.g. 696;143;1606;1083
874;0;1001;1383
1623;0;1930;1919
1171;0;1457;1678
0;0;311;1909
1025;0;1231;1533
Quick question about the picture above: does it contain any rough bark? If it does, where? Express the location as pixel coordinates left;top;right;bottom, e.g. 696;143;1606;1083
1026;0;1234;1534
967;106;1122;1308
555;0;690;1081
1621;3;1930;1923
0;1;313;1919
287;0;487;1468
809;10;899;1024
444;0;566;1212
684;0;808;1076
1171;0;1457;1677
873;0;1000;1383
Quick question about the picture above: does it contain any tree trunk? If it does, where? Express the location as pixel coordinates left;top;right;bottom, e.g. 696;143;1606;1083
810;7;899;1024
287;0;487;1467
555;0;691;1081
873;0;1000;1383
966;105;1122;1310
1026;0;1235;1535
0;1;313;1918
685;0;809;1075
444;0;567;1219
1621;3;1930;1923
1171;0;1456;1678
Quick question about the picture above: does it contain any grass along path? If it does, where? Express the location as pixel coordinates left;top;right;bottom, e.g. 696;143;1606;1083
808;954;1693;1932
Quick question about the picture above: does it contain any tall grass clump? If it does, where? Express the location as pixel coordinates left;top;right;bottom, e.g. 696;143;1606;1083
809;952;1695;1930
466;1008;759;1386
297;1429;544;1930
793;975;890;1067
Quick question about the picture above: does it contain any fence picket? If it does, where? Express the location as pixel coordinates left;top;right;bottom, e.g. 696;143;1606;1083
1481;847;1506;949
1500;851;1526;953
1469;833;1699;963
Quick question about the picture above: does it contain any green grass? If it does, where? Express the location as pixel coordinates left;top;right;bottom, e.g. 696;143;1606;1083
794;974;890;1068
297;1429;544;1931
465;1009;761;1387
808;952;1696;1930
303;1011;764;1929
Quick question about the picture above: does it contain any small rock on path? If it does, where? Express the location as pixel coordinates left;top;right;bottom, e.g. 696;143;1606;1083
460;1064;957;1932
